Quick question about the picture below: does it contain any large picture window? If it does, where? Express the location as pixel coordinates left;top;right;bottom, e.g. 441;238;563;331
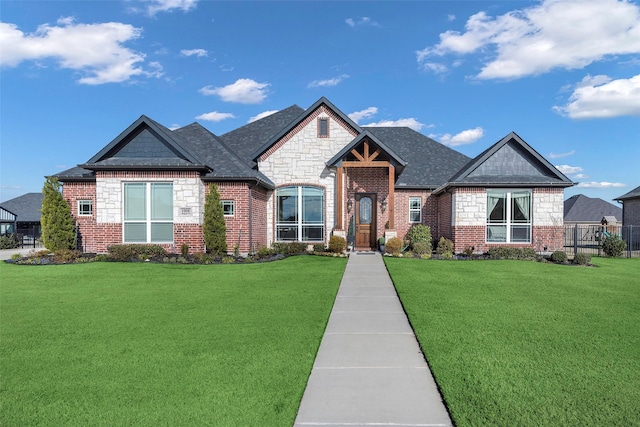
124;182;173;243
276;186;324;241
487;190;531;243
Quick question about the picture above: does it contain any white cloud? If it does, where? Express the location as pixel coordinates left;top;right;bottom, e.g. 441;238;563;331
199;78;269;104
548;150;575;159
555;164;583;175
447;14;456;22
308;74;349;88
195;111;235;122
432;127;484;146
348;107;378;123
181;48;207;57
364;118;425;132
574;174;589;179
417;0;640;79
577;181;626;188
0;18;155;84
248;110;279;123
553;74;640;119
345;17;380;28
145;0;198;16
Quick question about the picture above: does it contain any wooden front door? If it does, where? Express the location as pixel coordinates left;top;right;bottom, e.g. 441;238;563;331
355;193;376;250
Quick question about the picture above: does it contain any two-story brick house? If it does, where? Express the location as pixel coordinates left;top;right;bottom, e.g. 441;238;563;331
54;97;573;254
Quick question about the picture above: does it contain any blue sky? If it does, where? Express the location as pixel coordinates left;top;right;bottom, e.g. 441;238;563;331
1;0;639;205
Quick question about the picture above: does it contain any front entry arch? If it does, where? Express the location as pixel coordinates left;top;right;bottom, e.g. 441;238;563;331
355;193;377;250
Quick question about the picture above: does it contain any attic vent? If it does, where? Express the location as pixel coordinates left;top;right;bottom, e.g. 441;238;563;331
318;118;329;137
180;207;192;216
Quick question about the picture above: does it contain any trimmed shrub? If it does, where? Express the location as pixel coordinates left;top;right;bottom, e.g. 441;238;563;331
53;249;82;263
203;183;227;255
180;244;190;257
407;225;431;251
436;237;454;256
107;244;166;261
256;246;273;257
551;250;568;263
385;237;403;255
0;234;19;249
313;243;326;252
462;246;474;257
412;241;431;256
41;177;75;251
272;242;307;255
328;235;346;253
573;252;591;265
602;234;626;258
487;246;538;261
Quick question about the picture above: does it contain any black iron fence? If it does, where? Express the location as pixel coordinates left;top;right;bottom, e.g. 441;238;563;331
564;224;640;258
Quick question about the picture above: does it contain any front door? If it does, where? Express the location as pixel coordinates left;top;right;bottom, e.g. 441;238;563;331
355;193;376;250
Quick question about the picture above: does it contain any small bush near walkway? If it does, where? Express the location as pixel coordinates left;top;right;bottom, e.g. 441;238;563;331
602;234;626;257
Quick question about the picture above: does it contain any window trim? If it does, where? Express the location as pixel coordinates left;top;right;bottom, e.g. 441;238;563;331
123;182;174;244
221;200;235;216
275;185;324;242
318;117;329;138
78;199;93;216
409;197;422;223
486;189;532;244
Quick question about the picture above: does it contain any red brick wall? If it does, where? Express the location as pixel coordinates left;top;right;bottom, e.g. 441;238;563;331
394;190;438;240
214;182;254;253
437;191;453;241
250;186;269;252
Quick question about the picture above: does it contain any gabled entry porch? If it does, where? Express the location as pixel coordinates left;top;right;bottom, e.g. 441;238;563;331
329;132;407;251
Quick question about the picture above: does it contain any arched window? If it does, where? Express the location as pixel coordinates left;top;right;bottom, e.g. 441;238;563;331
276;186;324;241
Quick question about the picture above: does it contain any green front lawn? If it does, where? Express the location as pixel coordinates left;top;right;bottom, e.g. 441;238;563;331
386;257;640;426
0;257;346;426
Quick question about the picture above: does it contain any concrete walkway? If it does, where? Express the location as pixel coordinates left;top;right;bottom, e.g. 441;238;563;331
294;251;452;427
0;247;43;260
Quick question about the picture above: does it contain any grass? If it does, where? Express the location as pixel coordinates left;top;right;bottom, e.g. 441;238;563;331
385;257;640;427
0;256;347;426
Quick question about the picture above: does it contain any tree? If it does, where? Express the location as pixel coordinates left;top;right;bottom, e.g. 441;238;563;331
41;177;75;251
203;183;227;255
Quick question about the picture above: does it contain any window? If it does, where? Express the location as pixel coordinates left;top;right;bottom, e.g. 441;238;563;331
487;190;531;243
124;182;173;243
221;200;234;216
318;118;329;137
78;200;93;216
276;186;324;241
409;197;421;222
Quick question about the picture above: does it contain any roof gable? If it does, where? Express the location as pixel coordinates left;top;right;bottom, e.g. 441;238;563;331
250;97;362;161
81;116;207;170
327;130;407;169
445;132;574;188
615;185;640;201
0;193;43;222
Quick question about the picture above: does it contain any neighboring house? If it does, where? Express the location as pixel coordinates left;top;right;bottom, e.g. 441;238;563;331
54;97;573;254
614;185;640;226
564;194;622;226
0;193;43;237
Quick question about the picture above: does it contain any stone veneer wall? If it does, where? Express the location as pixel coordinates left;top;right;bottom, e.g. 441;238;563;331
259;106;357;245
450;187;565;253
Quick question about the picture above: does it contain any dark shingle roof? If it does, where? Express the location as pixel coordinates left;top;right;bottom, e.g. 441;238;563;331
614;185;640;201
0;193;43;223
436;131;574;193
364;127;471;188
172;123;274;187
220;105;305;166
564;194;622;222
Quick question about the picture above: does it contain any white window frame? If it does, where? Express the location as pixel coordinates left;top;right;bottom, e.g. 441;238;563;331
221;200;234;216
409;197;422;223
78;200;93;216
486;189;531;243
276;186;324;242
123;182;174;244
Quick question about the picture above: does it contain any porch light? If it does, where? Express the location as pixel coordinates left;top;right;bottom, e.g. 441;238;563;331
347;199;353;212
381;198;387;213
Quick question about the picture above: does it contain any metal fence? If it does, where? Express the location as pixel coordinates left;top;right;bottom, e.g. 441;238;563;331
564;224;640;258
